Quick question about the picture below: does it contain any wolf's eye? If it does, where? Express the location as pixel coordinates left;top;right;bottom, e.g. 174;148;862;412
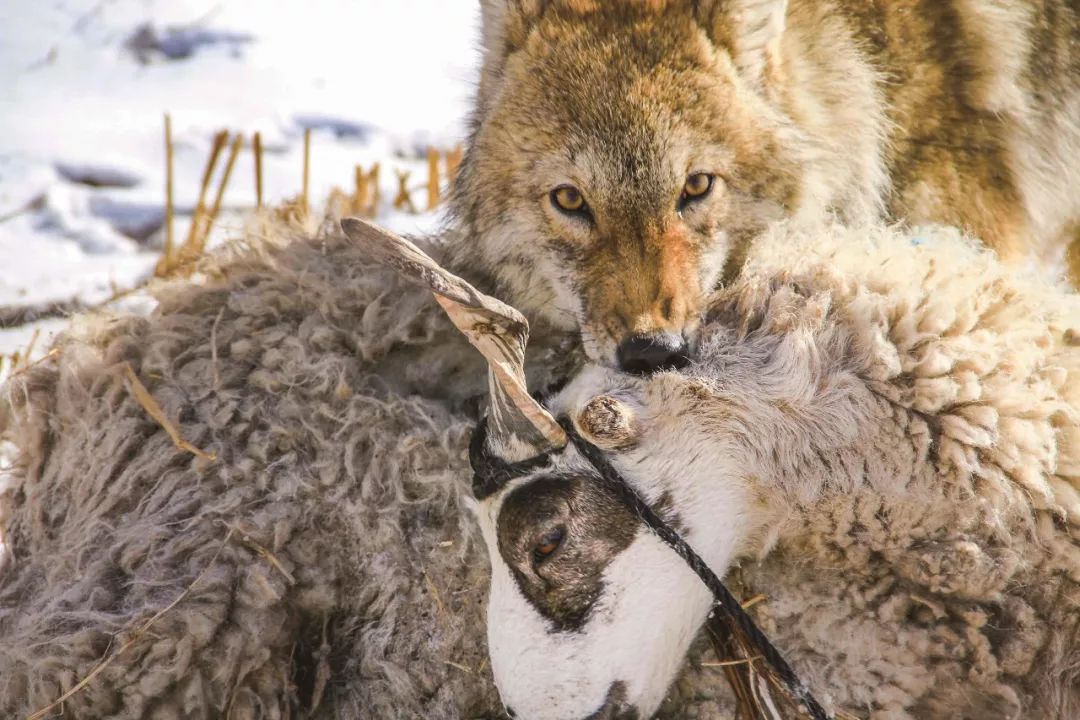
551;185;588;215
679;173;714;209
533;527;565;563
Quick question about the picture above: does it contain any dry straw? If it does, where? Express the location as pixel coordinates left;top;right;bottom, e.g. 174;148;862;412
183;130;228;254
253;131;264;209
394;169;417;213
122;363;216;462
196;132;244;255
352;164;382;218
354;164;368;215
163;113;175;260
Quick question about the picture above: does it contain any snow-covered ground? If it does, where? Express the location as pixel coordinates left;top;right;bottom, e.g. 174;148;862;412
0;0;481;366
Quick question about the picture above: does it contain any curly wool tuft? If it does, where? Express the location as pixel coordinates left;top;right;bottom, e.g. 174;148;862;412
701;222;1080;719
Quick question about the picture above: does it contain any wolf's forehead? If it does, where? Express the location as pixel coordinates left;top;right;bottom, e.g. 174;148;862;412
507;18;727;173
514;10;719;119
526;1;707;72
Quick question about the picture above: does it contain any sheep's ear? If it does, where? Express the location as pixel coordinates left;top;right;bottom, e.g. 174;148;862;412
696;0;787;86
340;217;567;462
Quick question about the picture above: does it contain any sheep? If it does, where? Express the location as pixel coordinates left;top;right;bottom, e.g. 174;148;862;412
0;218;739;719
0;221;495;719
461;222;1080;720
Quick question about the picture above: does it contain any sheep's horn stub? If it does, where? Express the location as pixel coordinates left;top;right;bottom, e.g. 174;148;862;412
340;217;567;464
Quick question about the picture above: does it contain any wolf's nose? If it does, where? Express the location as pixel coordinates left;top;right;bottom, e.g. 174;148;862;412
616;334;690;375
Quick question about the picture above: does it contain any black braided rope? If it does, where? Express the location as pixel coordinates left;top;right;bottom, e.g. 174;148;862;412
557;418;830;720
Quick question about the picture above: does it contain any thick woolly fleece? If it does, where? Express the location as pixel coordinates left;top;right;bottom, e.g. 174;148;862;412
0;221;729;719
698;224;1080;719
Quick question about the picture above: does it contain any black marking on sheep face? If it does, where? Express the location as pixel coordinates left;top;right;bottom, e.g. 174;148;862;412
584;682;639;719
469;418;559;500
496;474;638;631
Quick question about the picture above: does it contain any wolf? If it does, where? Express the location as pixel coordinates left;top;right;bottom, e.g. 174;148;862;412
448;0;1080;373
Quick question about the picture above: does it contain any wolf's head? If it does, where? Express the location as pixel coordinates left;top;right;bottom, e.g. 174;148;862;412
451;0;848;371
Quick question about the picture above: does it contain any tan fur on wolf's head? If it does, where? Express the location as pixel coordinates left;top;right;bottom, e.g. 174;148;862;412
451;0;835;369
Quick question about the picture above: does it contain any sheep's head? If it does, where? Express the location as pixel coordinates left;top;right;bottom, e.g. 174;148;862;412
471;366;759;720
342;218;760;720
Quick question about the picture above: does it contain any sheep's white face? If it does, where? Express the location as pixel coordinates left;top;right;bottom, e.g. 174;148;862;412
474;367;757;720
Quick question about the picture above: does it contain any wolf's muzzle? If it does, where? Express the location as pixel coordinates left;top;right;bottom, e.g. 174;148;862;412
616;333;689;375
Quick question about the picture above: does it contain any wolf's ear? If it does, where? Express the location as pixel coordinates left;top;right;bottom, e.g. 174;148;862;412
476;1;549;112
480;0;546;54
696;0;788;87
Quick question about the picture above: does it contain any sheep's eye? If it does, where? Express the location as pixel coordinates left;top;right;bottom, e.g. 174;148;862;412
679;173;714;209
551;185;587;214
533;527;564;563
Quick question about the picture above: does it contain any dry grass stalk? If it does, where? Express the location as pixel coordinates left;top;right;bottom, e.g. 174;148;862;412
393;169;417;213
702;581;826;719
18;329;41;371
92;281;150;310
2;328;45;377
163;113;175;261
353;164;368;216
25;528;235;720
443;660;473;674
302;127;312;217
179;129;228;259
253;131;264;209
351;164;382;218
323;187;353;223
369;163;381;215
445;144;464;186
122;363;216;461
427;147;441;211
741;594;767;610
194;132;244;258
702;656;763;668
228;522;295;585
707;618;764;720
4;348;59;382
273;197;309;230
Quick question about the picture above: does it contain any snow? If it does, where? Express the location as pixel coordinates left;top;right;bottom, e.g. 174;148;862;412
0;0;482;370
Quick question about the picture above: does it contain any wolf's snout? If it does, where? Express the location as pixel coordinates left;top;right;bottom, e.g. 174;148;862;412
616;333;689;375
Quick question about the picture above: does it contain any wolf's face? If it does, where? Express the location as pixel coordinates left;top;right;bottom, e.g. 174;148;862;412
454;1;805;371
